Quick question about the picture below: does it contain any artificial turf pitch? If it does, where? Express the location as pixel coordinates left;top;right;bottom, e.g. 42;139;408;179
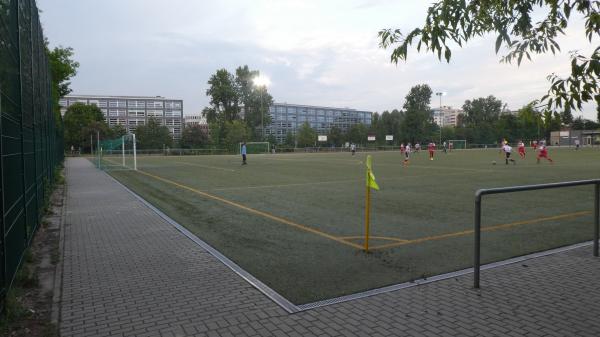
103;147;600;304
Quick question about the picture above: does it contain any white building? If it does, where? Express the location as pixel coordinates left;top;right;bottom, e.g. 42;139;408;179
59;95;184;139
432;106;462;127
183;115;207;126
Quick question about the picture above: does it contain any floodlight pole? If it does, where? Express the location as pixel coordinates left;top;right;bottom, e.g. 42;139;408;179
122;135;125;167
261;89;264;140
436;92;443;145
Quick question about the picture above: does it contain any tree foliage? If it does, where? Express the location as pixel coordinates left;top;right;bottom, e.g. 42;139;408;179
46;44;79;128
401;84;436;142
135;118;172;149
379;0;600;111
63;103;107;151
180;125;208;148
296;122;317;147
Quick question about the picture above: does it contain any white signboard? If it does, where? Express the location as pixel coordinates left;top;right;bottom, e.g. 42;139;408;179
559;131;569;137
367;136;376;141
385;135;394;141
318;135;327;142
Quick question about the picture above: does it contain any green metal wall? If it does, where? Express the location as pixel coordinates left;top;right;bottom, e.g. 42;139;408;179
0;0;63;303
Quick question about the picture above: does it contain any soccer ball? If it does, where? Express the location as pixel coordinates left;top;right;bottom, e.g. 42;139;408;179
492;161;496;165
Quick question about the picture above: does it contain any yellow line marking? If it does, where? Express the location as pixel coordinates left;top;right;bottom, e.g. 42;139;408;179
340;236;409;243
134;169;364;250
369;210;591;250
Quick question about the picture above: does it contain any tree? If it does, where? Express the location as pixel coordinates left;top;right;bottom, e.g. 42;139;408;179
327;126;344;147
110;124;127;139
379;1;600;112
561;106;574;126
205;69;240;123
63;103;106;151
284;132;295;147
597;104;600;123
346;123;368;145
181;125;208;148
235;66;274;138
135;118;172;149
462;96;503;127
223;120;249;149
296;122;316;147
47;44;79;128
400;84;435;143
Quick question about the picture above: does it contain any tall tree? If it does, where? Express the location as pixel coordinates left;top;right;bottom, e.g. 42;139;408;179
181;125;208;148
205;69;239;122
561;106;574;126
346;123;368;145
327;126;344;147
462;96;503;127
235;66;274;139
63;103;106;151
379;0;600;112
400;84;435;143
223;120;249;149
135;118;173;149
47;44;79;126
296;122;317;147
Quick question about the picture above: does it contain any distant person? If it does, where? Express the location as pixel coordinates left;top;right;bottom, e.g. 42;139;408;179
241;142;247;165
448;142;453;152
502;143;516;165
442;141;447;153
518;140;526;159
351;143;356;156
537;143;554;164
400;143;405;154
575;139;580;150
403;143;412;167
415;142;421;153
428;141;436;161
532;140;538;150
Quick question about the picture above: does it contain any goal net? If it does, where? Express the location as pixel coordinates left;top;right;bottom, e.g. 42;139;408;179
98;134;137;171
239;142;270;154
447;139;467;149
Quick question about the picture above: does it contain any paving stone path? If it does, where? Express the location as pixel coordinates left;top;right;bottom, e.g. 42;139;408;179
59;158;600;337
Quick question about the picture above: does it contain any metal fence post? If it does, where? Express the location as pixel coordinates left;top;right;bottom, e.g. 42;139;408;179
474;192;482;288
594;183;599;257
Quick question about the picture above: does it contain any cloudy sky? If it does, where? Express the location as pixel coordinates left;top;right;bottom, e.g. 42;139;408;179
38;0;597;119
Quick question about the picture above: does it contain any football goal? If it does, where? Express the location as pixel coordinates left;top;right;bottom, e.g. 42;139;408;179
239;142;270;154
447;139;467;149
98;134;137;170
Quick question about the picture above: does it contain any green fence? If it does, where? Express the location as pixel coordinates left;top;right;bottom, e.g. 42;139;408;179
0;0;64;308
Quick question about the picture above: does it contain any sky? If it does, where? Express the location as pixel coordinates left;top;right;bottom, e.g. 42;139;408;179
38;0;597;119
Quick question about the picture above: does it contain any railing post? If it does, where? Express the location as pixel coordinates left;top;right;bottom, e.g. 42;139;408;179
474;192;482;288
594;183;599;257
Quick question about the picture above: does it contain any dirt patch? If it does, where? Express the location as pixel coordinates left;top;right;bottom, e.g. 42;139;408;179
0;181;64;337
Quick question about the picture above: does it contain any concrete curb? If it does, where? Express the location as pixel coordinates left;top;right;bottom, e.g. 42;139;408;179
50;166;68;326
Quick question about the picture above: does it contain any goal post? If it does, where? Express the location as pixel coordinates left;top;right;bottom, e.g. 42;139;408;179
447;139;467;149
239;142;270;154
99;133;137;170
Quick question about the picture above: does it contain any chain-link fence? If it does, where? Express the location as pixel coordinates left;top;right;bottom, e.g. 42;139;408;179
0;0;64;308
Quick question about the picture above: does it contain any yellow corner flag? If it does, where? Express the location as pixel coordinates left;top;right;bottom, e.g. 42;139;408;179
366;155;379;190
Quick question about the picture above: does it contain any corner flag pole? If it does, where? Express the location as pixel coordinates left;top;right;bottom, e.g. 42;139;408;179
365;180;371;251
364;155;379;252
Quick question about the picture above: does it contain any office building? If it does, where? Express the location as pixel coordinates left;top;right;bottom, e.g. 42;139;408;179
59;95;184;139
432;106;462;127
264;103;372;143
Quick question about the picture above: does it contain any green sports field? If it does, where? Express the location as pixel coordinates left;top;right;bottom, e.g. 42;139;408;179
102;147;600;304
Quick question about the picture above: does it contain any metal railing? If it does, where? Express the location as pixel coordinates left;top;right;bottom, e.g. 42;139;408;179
474;179;600;288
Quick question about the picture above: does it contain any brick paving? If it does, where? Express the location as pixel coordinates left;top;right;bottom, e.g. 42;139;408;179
59;158;600;337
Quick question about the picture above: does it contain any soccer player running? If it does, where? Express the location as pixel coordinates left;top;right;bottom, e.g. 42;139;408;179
502;143;516;165
537;142;554;164
518;140;526;159
428;141;436;160
351;143;356;156
403;143;412;167
241;142;247;165
400;143;405;154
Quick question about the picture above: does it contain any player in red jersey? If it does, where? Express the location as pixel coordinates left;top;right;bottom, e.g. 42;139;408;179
517;140;526;159
532;140;538;150
428;142;436;160
400;143;405;154
536;143;553;164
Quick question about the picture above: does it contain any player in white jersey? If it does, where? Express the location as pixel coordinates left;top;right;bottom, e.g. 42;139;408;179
403;143;412;167
502;144;516;165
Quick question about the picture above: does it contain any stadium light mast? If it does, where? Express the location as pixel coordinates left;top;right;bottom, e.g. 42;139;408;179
435;92;446;144
253;75;271;140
